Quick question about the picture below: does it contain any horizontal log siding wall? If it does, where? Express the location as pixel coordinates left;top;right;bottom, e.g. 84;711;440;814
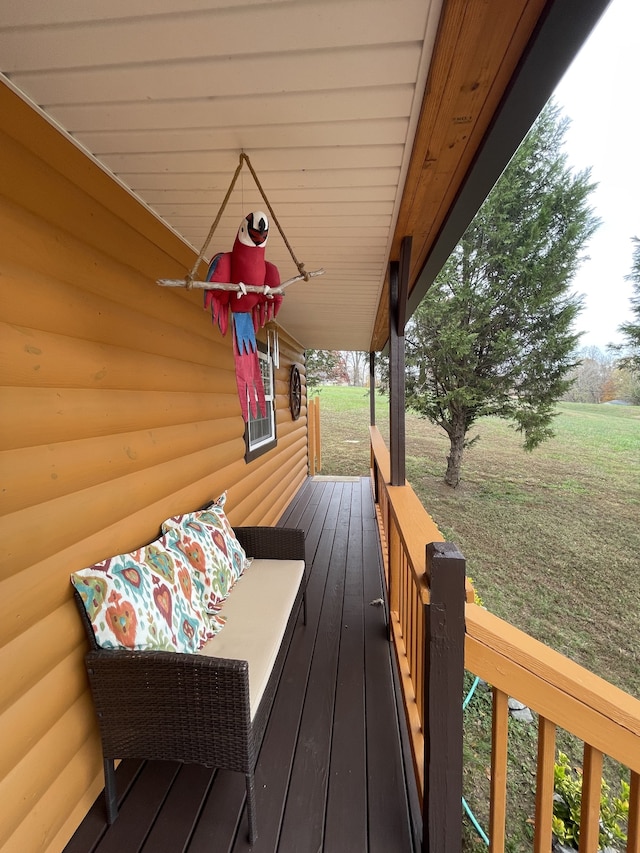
0;86;308;853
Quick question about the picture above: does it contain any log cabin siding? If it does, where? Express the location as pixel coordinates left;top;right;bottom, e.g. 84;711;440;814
0;88;308;852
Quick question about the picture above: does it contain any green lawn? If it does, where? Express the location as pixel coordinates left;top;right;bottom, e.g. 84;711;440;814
313;385;640;850
314;386;640;694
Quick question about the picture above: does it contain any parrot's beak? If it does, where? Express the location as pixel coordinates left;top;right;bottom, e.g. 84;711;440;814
246;211;269;246
249;226;268;246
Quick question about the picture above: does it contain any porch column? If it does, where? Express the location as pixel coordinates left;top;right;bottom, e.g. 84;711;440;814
369;351;376;426
389;235;411;486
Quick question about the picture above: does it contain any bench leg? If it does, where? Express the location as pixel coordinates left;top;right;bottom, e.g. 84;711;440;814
246;772;258;844
103;759;118;824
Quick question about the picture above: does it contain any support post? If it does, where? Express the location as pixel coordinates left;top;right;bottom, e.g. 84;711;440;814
369;351;376;426
423;542;466;853
389;236;411;486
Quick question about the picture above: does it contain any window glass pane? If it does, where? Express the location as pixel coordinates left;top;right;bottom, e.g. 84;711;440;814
260;356;272;396
247;348;275;454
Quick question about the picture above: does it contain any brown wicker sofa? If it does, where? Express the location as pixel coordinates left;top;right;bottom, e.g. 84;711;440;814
73;525;306;844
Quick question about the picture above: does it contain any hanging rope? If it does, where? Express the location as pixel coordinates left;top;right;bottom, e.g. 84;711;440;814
185;154;245;287
240;152;310;282
162;151;323;291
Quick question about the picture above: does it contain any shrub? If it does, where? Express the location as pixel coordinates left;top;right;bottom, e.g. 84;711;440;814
552;751;629;850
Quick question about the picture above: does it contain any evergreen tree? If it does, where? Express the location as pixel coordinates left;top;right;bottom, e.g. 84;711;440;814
611;237;640;373
405;100;599;487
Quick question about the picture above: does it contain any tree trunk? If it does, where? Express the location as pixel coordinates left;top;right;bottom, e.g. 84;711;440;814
444;417;466;487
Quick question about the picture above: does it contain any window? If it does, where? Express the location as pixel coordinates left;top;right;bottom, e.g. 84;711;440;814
245;344;277;461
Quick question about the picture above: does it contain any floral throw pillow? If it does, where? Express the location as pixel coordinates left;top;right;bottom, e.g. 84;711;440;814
71;531;223;652
161;492;251;612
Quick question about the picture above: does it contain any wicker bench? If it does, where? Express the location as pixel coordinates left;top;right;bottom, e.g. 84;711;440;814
73;526;306;844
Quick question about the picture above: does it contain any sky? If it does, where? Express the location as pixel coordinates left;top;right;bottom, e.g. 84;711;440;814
552;0;639;352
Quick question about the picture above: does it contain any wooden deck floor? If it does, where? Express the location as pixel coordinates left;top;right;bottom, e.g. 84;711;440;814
64;477;419;853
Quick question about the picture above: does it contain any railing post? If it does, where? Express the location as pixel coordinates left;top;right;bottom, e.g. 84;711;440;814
423;542;466;853
308;396;316;476
314;394;321;473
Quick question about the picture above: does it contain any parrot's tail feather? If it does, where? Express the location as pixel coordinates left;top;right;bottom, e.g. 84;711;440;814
233;312;256;355
232;313;267;422
234;350;266;421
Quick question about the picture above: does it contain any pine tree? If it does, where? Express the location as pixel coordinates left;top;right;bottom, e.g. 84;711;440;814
405;100;599;487
612;237;640;373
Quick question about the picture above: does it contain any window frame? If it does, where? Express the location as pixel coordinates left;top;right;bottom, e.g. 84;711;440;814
244;342;277;462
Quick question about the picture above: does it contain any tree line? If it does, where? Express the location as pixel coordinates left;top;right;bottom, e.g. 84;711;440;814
305;349;369;389
561;347;639;405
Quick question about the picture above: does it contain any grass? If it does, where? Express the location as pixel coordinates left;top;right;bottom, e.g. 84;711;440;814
312;386;640;849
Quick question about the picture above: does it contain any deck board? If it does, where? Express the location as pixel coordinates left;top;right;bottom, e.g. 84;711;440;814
64;477;417;853
141;764;215;853
324;501;368;852
95;761;181;853
277;520;347;851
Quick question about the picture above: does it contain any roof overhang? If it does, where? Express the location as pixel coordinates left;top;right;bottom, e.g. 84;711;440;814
374;0;612;351
0;0;611;353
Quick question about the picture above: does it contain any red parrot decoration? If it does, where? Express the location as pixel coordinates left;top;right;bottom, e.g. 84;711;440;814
204;211;282;421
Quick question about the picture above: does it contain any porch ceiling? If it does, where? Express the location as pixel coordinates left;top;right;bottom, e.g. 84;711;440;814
0;0;609;352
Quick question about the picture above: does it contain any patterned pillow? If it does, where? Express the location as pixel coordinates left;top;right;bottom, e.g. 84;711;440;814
161;492;251;612
71;531;223;652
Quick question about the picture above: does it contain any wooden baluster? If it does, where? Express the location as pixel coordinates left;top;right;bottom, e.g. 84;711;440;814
579;744;603;853
404;551;410;641
389;517;400;623
416;595;425;726
489;688;509;853
534;716;556;853
627;771;640;853
416;584;424;719
379;482;389;589
402;552;410;654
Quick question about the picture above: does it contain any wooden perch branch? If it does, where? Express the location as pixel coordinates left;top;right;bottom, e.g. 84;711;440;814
156;268;325;292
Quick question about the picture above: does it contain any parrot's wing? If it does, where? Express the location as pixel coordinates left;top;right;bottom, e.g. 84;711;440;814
204;251;232;335
265;261;281;288
206;251;231;282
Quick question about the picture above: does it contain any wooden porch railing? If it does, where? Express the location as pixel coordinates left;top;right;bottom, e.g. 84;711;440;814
466;605;640;853
370;425;640;852
370;425;472;850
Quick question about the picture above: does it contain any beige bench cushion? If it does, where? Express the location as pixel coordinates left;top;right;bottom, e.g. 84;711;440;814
198;558;305;718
